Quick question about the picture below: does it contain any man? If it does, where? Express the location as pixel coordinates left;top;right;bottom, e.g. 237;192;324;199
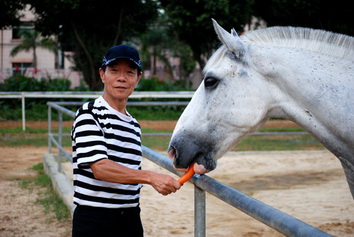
71;45;181;237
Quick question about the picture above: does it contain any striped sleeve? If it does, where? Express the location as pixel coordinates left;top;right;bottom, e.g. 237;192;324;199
72;106;107;167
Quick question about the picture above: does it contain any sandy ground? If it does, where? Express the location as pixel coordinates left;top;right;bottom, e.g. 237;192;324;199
0;120;353;236
0;146;71;237
139;151;354;237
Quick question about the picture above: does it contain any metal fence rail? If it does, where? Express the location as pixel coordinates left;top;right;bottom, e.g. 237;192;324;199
2;92;309;137
0;91;194;131
47;101;330;237
0;91;195;98
47;100;309;137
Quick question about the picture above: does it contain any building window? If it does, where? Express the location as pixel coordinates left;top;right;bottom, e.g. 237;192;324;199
12;21;34;40
12;62;32;75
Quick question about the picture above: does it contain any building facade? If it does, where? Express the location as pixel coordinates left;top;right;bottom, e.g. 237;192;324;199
0;5;82;88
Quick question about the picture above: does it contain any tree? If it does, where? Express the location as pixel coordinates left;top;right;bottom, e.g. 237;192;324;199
23;0;159;90
252;0;354;37
10;30;57;69
160;0;354;84
0;0;25;29
140;25;171;76
139;14;195;83
159;0;254;75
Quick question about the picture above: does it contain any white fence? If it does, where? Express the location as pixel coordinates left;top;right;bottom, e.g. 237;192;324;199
0;91;194;131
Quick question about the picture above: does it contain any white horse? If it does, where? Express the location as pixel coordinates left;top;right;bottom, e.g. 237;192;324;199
168;19;354;198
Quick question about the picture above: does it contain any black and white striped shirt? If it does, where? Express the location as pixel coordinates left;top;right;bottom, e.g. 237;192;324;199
71;96;142;208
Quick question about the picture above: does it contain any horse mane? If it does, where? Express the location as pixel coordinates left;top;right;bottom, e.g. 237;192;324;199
204;26;354;73
241;26;354;61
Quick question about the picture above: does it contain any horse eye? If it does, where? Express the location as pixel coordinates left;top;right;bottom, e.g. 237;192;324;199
204;77;219;88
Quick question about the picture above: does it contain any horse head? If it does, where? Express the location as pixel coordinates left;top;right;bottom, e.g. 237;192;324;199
168;20;274;174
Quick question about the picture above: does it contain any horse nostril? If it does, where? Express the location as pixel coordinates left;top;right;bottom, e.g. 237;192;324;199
167;146;176;161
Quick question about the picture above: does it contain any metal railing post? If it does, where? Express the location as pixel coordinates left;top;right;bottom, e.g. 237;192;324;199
48;105;52;153
57;111;63;172
195;186;206;237
21;92;26;131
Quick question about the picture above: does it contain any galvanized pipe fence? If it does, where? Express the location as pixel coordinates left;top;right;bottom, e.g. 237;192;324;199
47;101;330;237
1;91;308;136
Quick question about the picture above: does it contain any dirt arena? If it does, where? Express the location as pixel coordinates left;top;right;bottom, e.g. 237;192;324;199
139;150;354;237
0;121;353;236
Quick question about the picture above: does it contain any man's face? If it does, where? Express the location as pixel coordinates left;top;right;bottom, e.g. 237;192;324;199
100;59;141;106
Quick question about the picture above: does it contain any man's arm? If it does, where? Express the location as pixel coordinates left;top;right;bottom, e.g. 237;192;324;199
90;159;181;196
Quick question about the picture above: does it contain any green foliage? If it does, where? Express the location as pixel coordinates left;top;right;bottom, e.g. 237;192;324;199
128;106;184;121
0;106;23;120
0;74;189;121
136;77;177;91
72;80;90;91
136;76;193;91
47;78;71;91
159;0;254;68
22;0;160;90
25;103;50;120
0;76;85;121
177;47;196;79
1;75;73;92
3;0;354;94
0;0;25;29
139;14;196;82
2;75;45;91
172;79;193;90
253;0;354;37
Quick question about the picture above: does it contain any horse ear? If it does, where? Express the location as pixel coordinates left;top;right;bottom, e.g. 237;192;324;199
231;28;238;37
212;19;247;60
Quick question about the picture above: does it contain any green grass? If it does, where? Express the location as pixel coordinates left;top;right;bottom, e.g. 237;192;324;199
141;134;324;151
128;106;183;120
0;125;324;151
0;126;72;146
141;127;324;151
19;163;70;222
0;103;182;121
233;135;324;151
142;135;172;151
0;133;48;146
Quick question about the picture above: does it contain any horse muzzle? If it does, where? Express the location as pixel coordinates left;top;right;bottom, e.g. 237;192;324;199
167;133;217;174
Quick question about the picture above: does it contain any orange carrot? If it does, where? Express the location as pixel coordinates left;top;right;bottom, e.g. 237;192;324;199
178;163;195;184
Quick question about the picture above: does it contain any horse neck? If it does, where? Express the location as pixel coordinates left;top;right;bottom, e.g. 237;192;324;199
254;46;354;156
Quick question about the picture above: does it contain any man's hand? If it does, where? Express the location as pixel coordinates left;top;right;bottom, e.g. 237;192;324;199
149;172;181;195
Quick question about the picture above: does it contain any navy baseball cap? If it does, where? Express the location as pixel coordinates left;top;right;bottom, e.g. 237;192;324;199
101;45;142;71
